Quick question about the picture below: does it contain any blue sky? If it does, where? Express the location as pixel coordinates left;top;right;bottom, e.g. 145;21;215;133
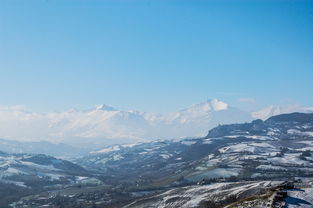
0;0;312;113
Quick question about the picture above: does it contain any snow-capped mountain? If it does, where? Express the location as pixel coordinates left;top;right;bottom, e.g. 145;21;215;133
0;99;252;144
252;105;313;120
1;100;312;145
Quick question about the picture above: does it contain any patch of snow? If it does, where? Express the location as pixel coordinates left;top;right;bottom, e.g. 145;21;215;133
268;153;310;166
202;139;212;144
112;154;124;161
121;143;138;148
181;140;197;146
288;129;301;134
159;154;172;159
92;145;120;154
256;165;287;171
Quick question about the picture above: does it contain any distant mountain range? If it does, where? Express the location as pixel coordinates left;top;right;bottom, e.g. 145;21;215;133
0;99;312;144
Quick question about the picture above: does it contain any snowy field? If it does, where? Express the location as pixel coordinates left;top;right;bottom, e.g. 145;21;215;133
284;188;313;208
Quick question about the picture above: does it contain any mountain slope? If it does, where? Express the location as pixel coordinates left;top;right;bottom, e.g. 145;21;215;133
252;105;313;120
0;152;103;208
75;112;313;188
0;151;90;188
123;181;282;208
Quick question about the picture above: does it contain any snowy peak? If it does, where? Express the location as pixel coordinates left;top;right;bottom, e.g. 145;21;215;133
210;99;228;111
252;105;313;120
94;104;117;111
251;105;283;120
170;99;231;122
183;99;228;113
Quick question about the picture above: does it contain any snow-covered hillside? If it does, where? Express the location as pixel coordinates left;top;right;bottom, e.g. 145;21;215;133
75;113;313;186
123;181;282;208
0;151;90;188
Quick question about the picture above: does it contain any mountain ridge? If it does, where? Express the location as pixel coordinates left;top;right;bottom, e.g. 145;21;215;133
0;100;312;145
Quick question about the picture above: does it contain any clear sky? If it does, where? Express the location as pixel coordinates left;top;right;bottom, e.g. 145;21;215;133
0;0;312;113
